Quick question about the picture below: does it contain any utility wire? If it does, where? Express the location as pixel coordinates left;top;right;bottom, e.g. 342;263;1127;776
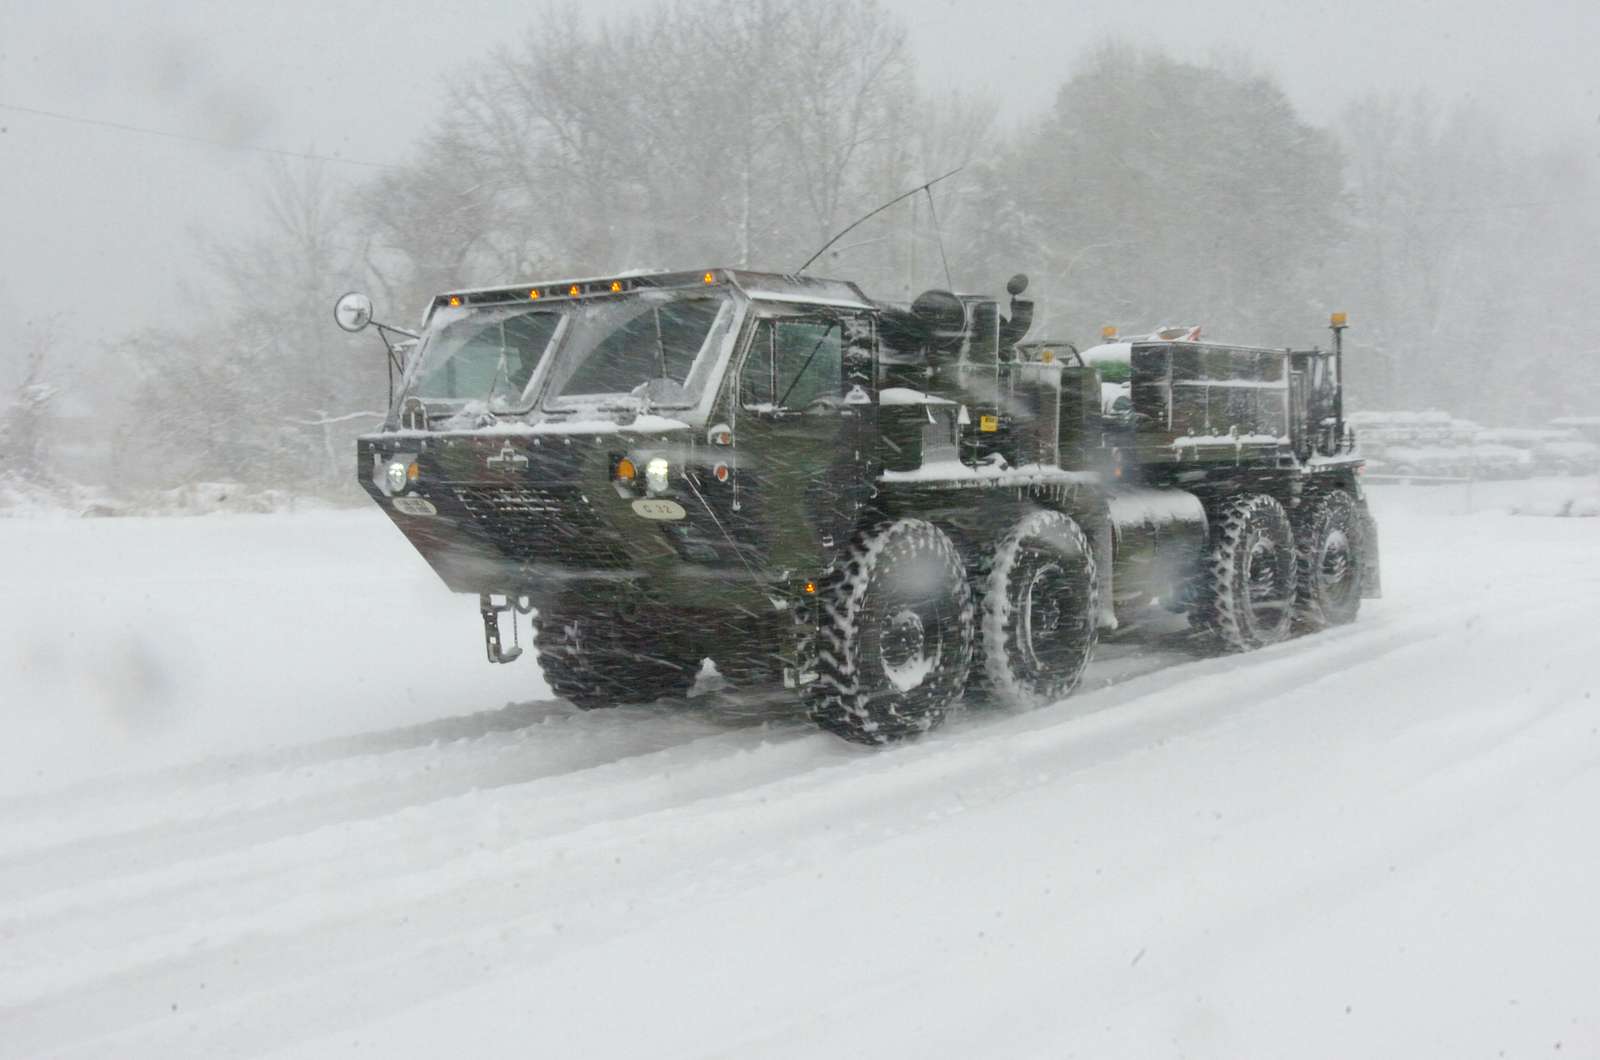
1410;195;1600;215
0;101;399;171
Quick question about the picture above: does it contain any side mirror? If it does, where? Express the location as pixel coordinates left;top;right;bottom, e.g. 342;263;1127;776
334;291;374;333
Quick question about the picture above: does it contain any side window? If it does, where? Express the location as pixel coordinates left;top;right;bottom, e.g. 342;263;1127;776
774;320;843;407
740;316;845;410
740;321;776;407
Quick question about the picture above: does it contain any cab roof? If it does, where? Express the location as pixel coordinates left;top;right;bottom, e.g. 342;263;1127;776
426;268;873;324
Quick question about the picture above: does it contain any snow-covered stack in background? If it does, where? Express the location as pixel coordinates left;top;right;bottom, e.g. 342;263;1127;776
1350;410;1600;479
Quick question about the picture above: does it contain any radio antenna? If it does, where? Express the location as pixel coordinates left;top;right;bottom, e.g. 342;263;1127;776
795;166;963;276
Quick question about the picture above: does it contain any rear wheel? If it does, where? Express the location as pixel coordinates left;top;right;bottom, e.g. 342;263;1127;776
806;519;974;744
533;601;700;709
1195;494;1298;652
1294;490;1365;630
978;510;1099;708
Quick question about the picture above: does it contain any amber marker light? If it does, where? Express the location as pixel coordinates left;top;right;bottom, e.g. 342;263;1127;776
569;284;581;297
803;581;817;595
448;296;462;308
1101;325;1117;340
703;271;715;284
610;280;623;293
614;457;637;483
529;288;541;300
406;462;420;482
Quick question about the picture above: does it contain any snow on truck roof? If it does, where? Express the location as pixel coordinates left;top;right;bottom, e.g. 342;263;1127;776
1082;339;1299;365
427;268;872;321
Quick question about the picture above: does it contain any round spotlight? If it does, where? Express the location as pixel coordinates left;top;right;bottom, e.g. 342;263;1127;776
645;457;670;495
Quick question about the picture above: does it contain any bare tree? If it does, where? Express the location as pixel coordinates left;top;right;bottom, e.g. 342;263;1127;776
1332;92;1600;419
1;326;60;483
359;0;930;297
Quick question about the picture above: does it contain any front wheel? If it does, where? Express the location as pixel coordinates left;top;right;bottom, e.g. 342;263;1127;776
978;510;1099;708
533;601;700;709
806;519;975;744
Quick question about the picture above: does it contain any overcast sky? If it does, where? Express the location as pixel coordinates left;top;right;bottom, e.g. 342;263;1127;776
2;0;1597;351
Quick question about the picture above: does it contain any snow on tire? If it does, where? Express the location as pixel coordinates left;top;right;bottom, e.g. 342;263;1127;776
1196;493;1298;652
979;510;1099;709
1294;489;1365;631
805;519;974;744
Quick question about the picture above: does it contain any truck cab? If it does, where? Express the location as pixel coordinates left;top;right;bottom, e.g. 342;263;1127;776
352;270;893;690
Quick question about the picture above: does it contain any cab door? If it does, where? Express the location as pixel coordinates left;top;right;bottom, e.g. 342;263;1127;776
724;309;877;572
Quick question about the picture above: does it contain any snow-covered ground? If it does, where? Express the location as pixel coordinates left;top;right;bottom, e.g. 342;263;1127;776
2;479;1598;1058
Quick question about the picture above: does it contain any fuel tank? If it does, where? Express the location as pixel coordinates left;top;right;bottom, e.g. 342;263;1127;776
1105;485;1208;612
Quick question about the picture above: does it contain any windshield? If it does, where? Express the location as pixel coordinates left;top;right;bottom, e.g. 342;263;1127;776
406;306;561;410
540;293;733;411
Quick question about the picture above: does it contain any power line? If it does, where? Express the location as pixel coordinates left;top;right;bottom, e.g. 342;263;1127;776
0;101;399;171
1411;195;1600;216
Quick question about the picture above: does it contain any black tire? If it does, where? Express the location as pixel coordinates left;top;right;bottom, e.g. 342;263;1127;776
709;613;786;688
806;519;974;744
1194;494;1298;652
714;647;784;688
1294;490;1365;630
978;510;1099;708
533;602;699;710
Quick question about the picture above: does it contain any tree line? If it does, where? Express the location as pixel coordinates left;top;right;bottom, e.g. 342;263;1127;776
15;0;1595;498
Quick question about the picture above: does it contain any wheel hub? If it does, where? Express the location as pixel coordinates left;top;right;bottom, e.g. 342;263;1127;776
1246;535;1281;600
1320;529;1355;599
1022;564;1072;665
880;607;932;692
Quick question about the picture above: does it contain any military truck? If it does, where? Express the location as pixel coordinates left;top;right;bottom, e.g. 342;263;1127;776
334;269;1379;744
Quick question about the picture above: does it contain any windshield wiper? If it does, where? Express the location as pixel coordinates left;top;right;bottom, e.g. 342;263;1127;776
652;307;669;382
486;318;515;408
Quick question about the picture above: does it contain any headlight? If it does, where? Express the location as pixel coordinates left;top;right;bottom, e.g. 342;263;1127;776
645;457;670;495
386;460;410;493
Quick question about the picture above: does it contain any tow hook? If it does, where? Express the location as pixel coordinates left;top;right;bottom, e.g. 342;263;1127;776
479;593;528;663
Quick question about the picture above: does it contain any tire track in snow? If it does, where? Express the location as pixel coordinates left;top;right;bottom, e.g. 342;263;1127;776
0;597;1474;1058
0;690;801;900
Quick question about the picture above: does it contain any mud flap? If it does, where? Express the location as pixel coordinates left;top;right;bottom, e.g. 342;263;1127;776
1360;508;1382;599
1083;503;1118;630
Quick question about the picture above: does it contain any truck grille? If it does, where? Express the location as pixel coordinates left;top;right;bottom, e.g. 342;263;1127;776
452;486;630;570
